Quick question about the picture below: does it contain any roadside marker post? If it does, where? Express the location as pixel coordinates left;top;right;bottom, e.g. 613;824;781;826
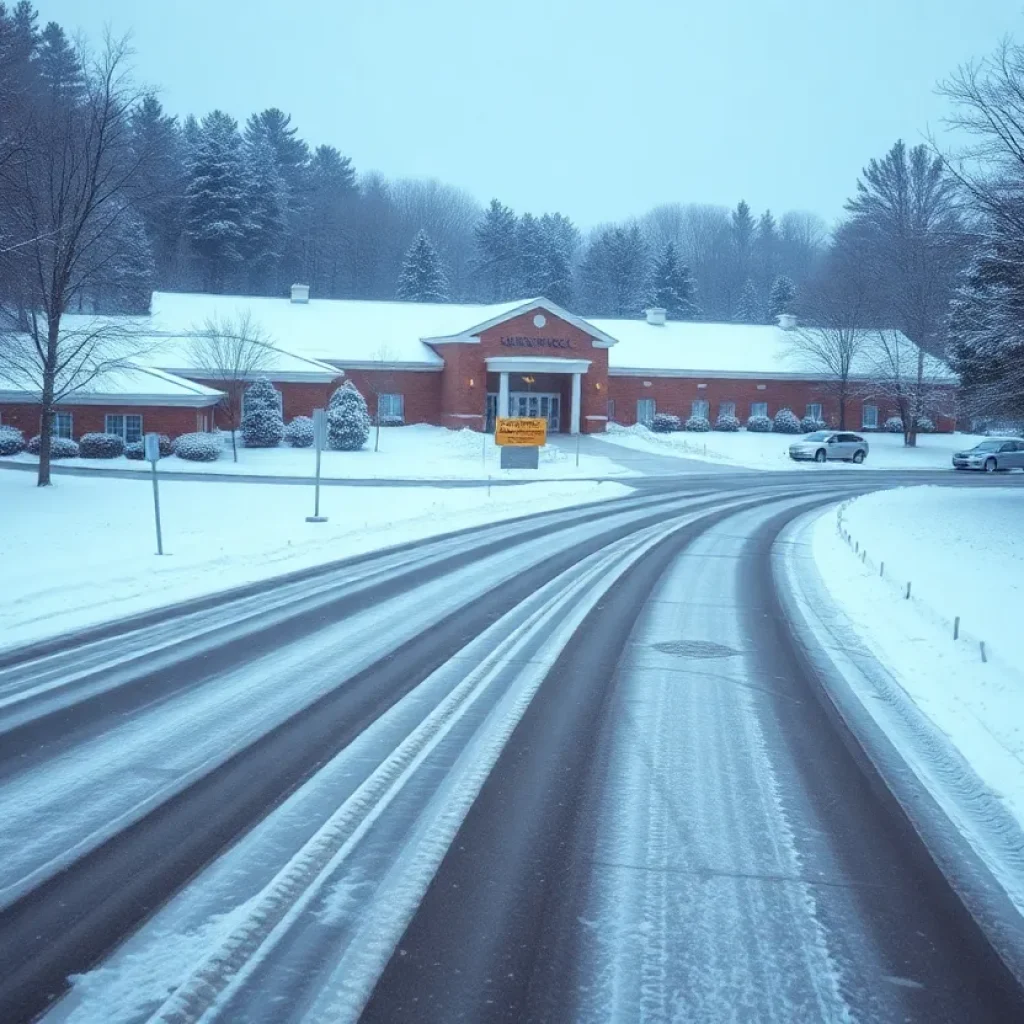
307;408;328;523
144;433;164;556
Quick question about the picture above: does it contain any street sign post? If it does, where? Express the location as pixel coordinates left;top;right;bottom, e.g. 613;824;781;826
495;417;544;470
306;407;328;523
144;432;164;555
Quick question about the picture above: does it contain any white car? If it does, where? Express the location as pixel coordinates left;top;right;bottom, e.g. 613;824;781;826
789;431;869;464
952;438;1024;472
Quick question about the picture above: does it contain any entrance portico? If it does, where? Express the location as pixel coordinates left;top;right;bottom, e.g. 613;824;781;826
486;356;591;434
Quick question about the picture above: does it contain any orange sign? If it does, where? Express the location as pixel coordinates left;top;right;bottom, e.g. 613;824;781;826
495;417;547;447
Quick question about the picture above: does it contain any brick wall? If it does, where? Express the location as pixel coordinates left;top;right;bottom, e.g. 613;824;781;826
0;402;210;438
186;378;342;429
606;376;957;432
340;369;443;425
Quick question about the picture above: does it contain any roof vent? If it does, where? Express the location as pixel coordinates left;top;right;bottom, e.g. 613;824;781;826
776;313;797;330
291;283;310;304
645;307;667;326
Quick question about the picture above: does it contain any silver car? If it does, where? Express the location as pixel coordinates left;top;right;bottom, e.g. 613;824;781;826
789;430;869;464
952;437;1024;472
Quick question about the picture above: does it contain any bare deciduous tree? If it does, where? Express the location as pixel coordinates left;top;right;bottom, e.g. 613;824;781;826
844;140;964;445
0;34;152;485
185;311;274;461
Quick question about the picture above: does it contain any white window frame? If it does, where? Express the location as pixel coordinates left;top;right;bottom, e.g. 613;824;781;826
719;401;736;419
806;403;822;421
376;393;404;421
636;398;656;425
53;412;73;439
750;401;768;418
862;403;878;429
691;399;710;420
104;413;143;443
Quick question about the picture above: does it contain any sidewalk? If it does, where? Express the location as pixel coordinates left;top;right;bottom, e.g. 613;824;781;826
546;433;732;475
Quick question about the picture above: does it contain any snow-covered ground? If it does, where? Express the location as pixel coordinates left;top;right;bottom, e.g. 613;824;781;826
1;424;632;481
0;470;631;652
810;485;1024;835
599;423;992;471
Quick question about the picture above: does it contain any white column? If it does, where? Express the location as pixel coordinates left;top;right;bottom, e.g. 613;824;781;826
570;372;582;434
498;371;510;418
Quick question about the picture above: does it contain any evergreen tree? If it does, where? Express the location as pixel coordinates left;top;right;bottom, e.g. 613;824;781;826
244;108;309;194
93;201;155;313
474;198;517;300
538;212;578;307
396;229;449;301
241;377;285;447
734;278;762;323
327;380;371;450
129;96;186;286
729;200;756;310
241;127;287;292
303;144;357;297
754;209;780;295
515;212;547;296
32;21;81;101
652;241;700;319
580;225;651;317
767;275;796;322
185;110;247;292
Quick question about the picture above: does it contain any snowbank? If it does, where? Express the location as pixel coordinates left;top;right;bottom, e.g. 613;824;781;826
599;423;990;471
0;471;632;652
1;424;633;481
811;486;1024;832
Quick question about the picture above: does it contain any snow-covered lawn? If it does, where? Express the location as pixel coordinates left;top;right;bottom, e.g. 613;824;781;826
0;470;632;653
1;424;632;481
598;423;992;471
811;485;1024;834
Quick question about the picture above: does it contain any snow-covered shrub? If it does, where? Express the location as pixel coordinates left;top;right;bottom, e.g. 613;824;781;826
0;425;25;455
650;413;681;433
714;414;740;432
157;434;173;457
241;378;285;448
79;432;125;459
174;432;221;462
327;381;371;451
884;416;904;433
915;416;935;433
800;415;826;433
27;435;79;458
685;415;711;432
284;415;315;448
772;408;802;434
746;414;772;432
124;441;145;460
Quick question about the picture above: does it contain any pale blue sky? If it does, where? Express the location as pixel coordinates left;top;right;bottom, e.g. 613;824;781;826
44;0;1021;226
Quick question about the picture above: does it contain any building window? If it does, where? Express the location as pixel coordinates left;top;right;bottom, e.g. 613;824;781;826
105;414;143;443
607;399;616;422
719;401;736;419
750;401;768;419
862;403;878;429
691;399;710;420
53;412;73;439
636;398;656;425
376;393;404;423
806;403;822;421
241;385;283;417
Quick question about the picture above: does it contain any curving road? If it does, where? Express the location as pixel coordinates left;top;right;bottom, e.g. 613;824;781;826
0;473;1022;1023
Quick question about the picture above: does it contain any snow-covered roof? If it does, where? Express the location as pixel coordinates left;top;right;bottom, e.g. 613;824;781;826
596;318;957;382
0;360;224;406
139;293;617;369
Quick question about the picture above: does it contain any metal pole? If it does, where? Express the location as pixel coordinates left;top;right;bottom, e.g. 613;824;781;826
314;442;322;518
576;431;580;468
150;461;164;556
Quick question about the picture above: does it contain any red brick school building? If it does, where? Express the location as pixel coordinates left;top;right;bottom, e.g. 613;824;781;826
0;287;957;442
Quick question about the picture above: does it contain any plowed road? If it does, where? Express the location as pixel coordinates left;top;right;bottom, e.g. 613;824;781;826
1;476;1022;1023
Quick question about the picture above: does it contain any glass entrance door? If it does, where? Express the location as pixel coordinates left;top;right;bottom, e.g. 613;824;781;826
509;392;560;432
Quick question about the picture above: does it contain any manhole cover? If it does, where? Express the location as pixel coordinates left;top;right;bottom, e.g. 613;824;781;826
651;640;741;659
